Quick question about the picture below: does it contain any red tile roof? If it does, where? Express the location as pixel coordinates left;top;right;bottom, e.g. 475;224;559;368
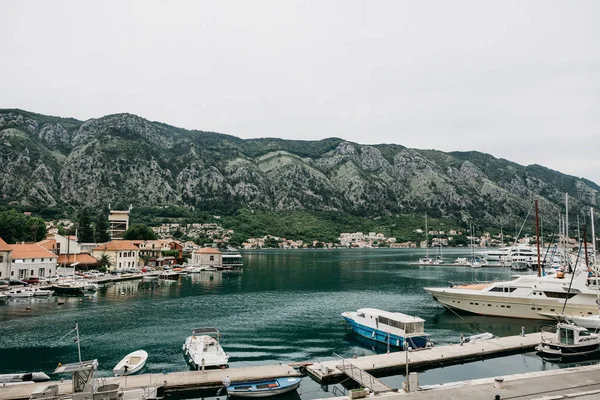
9;244;58;259
193;247;222;254
37;239;57;251
57;254;99;265
92;241;139;251
0;237;12;252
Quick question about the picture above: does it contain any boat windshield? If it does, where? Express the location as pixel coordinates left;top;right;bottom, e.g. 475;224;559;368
559;328;575;345
405;321;424;334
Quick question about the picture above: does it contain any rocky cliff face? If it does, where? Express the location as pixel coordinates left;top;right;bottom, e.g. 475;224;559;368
1;109;598;224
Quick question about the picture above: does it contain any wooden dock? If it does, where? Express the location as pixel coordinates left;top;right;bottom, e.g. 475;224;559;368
307;332;540;384
0;364;300;400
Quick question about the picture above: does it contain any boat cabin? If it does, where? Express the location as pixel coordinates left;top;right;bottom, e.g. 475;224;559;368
357;308;425;335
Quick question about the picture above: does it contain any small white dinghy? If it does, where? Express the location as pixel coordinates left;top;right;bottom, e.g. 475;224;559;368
113;350;148;376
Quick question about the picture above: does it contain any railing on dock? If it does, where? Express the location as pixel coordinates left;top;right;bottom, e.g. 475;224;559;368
332;353;393;394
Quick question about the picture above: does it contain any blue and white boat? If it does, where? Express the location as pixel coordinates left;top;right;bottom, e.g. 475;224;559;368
341;308;431;349
226;377;301;397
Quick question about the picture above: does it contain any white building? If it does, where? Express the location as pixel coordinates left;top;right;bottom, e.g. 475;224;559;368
91;241;139;271
8;243;58;279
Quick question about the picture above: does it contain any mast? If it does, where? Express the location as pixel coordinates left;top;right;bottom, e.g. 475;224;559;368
535;199;541;277
565;193;569;261
75;321;82;364
592;208;598;311
425;213;429;256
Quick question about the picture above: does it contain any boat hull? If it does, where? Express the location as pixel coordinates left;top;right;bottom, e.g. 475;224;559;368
342;316;428;349
536;342;600;357
51;285;85;295
227;378;301;397
425;288;599;320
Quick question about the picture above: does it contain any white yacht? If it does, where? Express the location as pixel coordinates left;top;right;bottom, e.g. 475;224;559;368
424;266;600;320
23;287;54;297
182;328;229;370
5;288;34;298
485;244;536;267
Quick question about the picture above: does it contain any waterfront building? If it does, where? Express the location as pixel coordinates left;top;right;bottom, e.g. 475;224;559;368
135;240;184;267
91;240;139;271
0;237;12;279
8;244;58;279
190;247;222;268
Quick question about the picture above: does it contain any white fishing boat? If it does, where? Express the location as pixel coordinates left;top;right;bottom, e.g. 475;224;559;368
113;350;148;376
159;270;180;280
182;328;229;370
83;282;99;291
341;308;431;349
536;322;600;357
5;288;34;298
23;287;54;297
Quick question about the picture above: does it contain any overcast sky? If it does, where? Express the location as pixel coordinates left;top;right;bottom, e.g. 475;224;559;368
2;1;599;184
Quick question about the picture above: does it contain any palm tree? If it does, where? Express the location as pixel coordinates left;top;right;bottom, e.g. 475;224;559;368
98;253;112;272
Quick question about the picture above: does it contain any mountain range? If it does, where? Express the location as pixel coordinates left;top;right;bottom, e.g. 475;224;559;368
1;108;598;227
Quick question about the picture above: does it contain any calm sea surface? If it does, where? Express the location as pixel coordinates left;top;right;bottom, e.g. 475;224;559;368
1;249;597;398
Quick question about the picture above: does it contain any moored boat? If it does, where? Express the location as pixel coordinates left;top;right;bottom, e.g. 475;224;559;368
51;282;85;295
226;377;301;397
0;372;51;384
341;308;431;349
5;289;34;298
23;287;54;297
113;350;148;376
536;322;600;357
182;328;229;369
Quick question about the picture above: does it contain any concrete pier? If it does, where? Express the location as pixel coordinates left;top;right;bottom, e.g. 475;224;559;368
322;364;600;399
0;364;300;400
307;332;540;383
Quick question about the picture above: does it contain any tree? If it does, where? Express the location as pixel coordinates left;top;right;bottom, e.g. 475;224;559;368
98;253;112;272
77;208;94;243
25;217;47;242
94;212;110;243
123;224;157;240
0;209;47;243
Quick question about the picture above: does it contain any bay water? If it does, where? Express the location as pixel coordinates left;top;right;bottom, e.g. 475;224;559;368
1;249;596;398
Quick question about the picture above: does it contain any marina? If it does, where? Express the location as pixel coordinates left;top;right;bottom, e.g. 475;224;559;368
1;248;600;400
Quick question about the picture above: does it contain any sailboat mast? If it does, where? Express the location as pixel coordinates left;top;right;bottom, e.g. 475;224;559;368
425;213;428;256
591;208;598;311
535;199;541;277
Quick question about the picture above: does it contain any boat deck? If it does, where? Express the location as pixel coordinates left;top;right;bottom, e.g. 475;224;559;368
306;332;541;383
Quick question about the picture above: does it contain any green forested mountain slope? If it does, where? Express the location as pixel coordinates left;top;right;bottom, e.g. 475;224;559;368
1;109;598;227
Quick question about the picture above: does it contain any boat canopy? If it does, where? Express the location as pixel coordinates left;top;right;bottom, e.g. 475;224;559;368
357;308;425;333
192;327;220;335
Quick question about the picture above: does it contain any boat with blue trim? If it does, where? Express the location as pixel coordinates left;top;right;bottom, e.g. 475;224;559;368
341;308;431;349
226;377;301;397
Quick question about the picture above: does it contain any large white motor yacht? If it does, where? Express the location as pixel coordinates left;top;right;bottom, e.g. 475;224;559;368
424;266;599;320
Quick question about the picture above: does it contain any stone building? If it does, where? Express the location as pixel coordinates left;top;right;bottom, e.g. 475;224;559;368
190;247;222;268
